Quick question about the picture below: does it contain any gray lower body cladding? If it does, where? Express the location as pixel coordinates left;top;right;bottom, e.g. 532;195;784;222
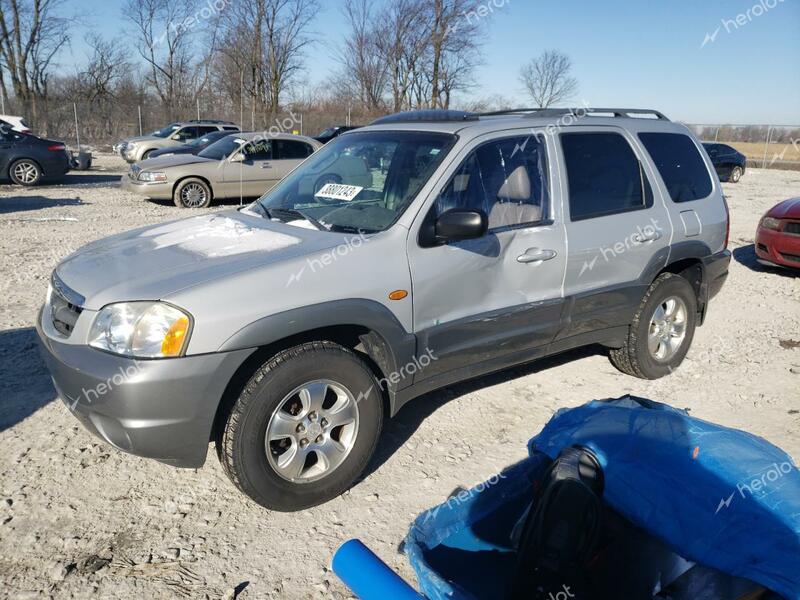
36;309;254;468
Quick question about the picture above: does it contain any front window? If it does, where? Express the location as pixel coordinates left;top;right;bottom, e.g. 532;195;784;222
198;136;246;160
152;123;181;138
432;134;550;230
256;131;456;233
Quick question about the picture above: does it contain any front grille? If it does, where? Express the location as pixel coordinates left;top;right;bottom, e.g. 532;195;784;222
784;221;800;235
50;274;84;337
779;252;800;264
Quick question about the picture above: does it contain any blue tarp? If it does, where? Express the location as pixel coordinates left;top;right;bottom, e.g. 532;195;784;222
406;396;800;599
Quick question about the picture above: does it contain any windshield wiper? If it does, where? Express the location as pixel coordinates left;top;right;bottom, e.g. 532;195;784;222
327;224;378;235
261;206;328;231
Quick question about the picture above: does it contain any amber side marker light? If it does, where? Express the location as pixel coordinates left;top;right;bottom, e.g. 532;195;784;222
388;290;408;301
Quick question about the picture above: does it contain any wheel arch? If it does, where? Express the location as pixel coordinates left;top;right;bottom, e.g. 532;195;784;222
9;156;42;179
210;299;418;441
172;174;215;201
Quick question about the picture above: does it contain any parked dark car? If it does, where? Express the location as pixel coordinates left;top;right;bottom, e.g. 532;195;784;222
702;142;747;183
0;126;70;186
314;125;360;144
147;130;235;159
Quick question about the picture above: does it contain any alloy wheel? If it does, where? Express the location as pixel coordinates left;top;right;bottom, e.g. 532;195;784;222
647;296;688;361
265;379;360;483
180;183;207;207
13;161;39;184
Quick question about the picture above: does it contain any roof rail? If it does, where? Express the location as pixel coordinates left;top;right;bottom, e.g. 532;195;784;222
370;109;479;125
526;108;670;121
187;119;238;125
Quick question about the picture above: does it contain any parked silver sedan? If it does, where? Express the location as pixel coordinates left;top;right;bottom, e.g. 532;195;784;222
121;132;323;208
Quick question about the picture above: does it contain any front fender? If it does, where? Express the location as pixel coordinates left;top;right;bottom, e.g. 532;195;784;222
217;298;418;398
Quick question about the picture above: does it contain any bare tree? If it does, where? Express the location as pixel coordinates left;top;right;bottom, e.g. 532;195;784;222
124;0;207;121
426;0;483;109
218;0;317;124
519;50;578;108
0;0;70;122
338;0;386;110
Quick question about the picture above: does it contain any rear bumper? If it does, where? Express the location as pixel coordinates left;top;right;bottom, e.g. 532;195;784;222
120;176;173;200
36;308;254;468
755;227;800;269
700;250;731;324
40;153;71;179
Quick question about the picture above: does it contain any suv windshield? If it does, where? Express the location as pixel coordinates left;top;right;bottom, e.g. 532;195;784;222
198;136;245;160
256;130;455;233
152;123;181;138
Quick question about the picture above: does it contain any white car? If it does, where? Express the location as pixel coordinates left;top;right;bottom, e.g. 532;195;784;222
0;115;32;134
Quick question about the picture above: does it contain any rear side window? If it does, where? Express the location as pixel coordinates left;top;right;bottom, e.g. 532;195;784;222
561;132;653;221
274;140;314;159
638;133;713;203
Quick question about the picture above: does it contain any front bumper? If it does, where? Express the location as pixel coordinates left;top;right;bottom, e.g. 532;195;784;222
120;176;173;200
36;308;254;468
755;227;800;269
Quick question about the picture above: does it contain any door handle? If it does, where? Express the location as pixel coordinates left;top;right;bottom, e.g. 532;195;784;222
261;162;272;169
517;248;557;264
633;230;662;244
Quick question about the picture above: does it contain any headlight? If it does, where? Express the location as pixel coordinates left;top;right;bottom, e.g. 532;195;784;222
89;302;192;358
138;171;167;182
760;217;782;231
126;141;137;149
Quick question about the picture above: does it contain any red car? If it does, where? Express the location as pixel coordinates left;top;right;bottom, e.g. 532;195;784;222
755;197;800;269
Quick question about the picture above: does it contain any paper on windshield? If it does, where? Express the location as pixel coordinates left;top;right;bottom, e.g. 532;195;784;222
314;183;363;202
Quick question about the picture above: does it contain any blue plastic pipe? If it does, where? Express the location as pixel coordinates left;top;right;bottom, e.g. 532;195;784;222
332;539;424;600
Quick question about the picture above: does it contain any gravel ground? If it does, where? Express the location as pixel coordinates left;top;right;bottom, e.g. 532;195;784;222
0;155;798;599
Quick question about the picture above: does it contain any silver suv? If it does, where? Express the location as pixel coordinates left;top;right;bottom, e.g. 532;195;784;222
115;120;240;163
38;108;731;511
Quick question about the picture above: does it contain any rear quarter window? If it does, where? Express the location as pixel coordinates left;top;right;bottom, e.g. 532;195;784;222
638;132;713;203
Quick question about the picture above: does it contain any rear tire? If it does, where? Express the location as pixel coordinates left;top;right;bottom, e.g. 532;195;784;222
173;178;212;208
9;159;42;186
217;341;383;511
729;166;743;183
609;273;697;380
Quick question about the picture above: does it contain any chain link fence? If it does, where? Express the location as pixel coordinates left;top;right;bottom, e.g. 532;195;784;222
4;92;799;171
687;124;800;170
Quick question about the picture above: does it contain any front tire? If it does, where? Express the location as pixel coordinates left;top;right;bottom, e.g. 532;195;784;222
729;166;743;183
609;273;698;379
174;178;212;208
218;341;383;511
9;159;42;186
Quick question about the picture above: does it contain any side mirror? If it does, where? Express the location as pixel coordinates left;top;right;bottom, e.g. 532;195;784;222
229;152;245;163
435;209;487;242
171;134;182;141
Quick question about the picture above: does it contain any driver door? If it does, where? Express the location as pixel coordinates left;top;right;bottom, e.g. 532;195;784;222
406;130;568;382
222;140;276;197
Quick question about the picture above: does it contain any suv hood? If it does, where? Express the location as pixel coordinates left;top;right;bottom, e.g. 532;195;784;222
55;210;349;310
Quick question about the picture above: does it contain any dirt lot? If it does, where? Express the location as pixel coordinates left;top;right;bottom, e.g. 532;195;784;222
0;155;798;599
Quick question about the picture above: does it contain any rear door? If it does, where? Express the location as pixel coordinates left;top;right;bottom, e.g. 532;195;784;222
637;131;725;251
272;139;315;183
406;130;568;381
558;127;672;340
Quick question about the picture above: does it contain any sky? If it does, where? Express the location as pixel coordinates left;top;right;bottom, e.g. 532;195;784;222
69;0;800;125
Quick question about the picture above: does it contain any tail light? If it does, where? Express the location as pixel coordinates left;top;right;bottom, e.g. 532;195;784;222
47;144;66;152
722;195;730;249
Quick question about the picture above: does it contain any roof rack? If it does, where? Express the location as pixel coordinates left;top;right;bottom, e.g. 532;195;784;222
476;107;670;121
187;119;238;125
370;109;479;126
